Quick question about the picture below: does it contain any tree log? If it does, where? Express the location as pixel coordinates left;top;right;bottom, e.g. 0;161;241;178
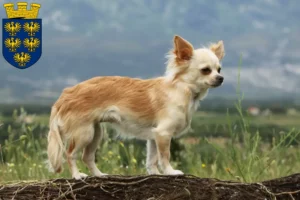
0;174;299;200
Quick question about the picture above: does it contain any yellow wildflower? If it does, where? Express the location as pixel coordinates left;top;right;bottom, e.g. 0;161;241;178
132;158;137;164
20;135;27;140
7;163;15;167
119;142;124;147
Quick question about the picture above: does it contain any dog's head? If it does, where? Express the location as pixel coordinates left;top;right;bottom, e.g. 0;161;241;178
167;35;225;89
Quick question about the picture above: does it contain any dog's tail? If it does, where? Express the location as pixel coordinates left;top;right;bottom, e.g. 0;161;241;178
47;107;65;173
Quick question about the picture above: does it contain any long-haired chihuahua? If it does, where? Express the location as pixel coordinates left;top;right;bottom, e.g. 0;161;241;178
47;35;225;179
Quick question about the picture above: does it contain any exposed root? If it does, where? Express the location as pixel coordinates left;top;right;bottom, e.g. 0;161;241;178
0;173;299;200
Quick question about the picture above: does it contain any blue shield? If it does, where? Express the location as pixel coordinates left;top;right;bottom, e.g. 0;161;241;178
2;18;42;69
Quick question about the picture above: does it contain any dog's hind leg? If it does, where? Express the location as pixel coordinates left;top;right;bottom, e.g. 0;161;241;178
67;124;94;180
82;123;107;177
146;140;161;174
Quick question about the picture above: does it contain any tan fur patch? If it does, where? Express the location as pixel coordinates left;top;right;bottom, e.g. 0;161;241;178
68;139;75;154
54;76;167;124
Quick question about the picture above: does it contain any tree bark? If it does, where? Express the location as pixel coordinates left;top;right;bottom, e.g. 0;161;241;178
0;173;299;200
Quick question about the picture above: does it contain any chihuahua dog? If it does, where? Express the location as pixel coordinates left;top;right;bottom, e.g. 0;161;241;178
47;35;225;179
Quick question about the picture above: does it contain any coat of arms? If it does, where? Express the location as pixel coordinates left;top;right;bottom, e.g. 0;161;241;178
2;2;42;69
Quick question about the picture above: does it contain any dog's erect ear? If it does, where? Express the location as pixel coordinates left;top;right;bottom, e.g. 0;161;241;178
210;40;225;60
173;35;194;61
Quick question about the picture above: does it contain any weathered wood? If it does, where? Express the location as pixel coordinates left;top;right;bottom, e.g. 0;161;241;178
0;174;299;200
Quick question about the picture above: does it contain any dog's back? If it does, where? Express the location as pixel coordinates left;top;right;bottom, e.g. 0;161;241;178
53;76;166;123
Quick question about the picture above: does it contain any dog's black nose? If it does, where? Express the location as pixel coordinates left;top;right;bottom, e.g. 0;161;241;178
217;75;224;82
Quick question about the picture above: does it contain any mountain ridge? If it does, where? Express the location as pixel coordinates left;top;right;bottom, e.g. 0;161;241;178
0;0;299;103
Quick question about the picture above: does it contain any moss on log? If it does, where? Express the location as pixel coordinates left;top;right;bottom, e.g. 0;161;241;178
0;174;300;200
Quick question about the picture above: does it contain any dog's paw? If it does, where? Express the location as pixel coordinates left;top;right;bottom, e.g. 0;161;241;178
164;169;184;175
147;167;161;175
94;172;109;177
73;172;88;180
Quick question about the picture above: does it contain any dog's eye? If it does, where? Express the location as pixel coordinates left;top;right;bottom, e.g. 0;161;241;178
201;67;211;75
218;68;221;73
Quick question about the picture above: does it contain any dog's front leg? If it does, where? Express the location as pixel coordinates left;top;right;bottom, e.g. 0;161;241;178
146;140;161;174
155;132;183;175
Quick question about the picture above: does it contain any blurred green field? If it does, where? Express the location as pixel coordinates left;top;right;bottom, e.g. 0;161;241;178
0;104;299;184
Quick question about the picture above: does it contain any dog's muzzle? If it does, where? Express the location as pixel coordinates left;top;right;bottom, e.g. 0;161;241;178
211;75;224;87
216;75;224;83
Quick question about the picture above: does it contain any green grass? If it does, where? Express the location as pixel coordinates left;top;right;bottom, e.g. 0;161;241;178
0;104;299;183
193;112;300;129
0;63;299;183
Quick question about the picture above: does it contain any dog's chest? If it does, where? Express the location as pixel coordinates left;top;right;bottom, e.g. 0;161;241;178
170;97;200;137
